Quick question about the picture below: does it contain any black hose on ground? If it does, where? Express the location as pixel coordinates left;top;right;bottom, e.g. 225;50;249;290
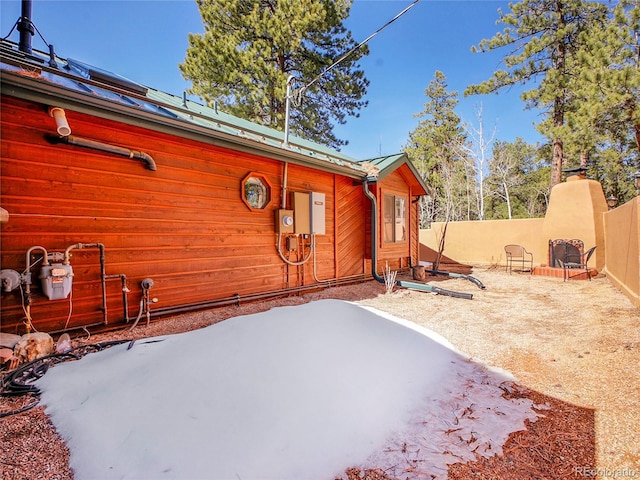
1;352;78;396
0;340;131;418
424;269;486;290
430;286;474;300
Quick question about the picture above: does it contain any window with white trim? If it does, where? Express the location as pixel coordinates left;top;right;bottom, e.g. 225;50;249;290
383;194;407;243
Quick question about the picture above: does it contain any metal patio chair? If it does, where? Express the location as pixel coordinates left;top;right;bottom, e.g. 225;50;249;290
504;244;533;274
562;246;596;281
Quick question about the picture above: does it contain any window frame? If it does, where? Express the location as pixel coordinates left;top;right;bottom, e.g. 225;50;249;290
382;193;408;244
241;173;272;211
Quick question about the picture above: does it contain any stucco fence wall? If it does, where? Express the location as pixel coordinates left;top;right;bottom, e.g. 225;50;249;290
419;219;546;269
603;197;639;307
420;196;640;307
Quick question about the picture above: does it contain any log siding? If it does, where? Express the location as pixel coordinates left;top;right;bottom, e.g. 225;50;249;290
1;85;425;333
1;96;372;333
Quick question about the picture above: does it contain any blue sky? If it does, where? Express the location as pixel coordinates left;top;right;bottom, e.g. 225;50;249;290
0;0;545;160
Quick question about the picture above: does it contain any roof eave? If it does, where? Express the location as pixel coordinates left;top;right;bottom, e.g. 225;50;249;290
0;68;370;180
366;153;429;196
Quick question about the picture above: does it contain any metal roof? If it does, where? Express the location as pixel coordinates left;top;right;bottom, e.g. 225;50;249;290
0;39;426;190
356;154;429;195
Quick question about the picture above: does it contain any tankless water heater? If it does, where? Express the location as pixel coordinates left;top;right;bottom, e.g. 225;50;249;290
310;192;325;235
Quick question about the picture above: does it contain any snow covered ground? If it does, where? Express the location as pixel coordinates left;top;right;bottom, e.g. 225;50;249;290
37;299;540;479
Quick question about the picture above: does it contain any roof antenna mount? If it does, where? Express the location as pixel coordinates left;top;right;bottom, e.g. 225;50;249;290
17;0;34;54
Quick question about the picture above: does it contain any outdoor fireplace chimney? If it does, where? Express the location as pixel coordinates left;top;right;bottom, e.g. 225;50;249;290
562;166;588;181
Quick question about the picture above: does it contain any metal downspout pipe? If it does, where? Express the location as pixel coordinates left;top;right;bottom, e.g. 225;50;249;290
362;178;385;284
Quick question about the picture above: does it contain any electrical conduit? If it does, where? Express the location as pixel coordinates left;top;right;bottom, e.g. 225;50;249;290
64;243;109;324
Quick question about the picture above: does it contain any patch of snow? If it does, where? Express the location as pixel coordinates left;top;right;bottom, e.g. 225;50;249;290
37;300;540;479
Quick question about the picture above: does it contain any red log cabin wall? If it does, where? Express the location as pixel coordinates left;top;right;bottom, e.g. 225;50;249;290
375;168;419;272
0;96;369;333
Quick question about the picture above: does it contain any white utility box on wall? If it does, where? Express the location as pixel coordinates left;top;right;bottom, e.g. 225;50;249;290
310;192;325;235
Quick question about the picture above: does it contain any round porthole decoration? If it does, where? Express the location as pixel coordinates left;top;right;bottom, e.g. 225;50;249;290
242;173;271;210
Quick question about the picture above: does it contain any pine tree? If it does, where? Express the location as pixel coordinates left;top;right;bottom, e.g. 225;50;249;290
180;0;368;148
465;0;609;189
564;0;639;202
404;71;469;224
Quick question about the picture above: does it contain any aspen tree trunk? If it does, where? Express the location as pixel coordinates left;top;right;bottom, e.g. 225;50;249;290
503;181;512;219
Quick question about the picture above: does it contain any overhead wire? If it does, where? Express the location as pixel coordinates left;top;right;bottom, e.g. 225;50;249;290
299;0;420;96
1;16;52;47
1;18;20;41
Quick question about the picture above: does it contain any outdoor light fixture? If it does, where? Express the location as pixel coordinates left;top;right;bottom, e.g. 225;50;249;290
48;106;71;137
606;195;618;209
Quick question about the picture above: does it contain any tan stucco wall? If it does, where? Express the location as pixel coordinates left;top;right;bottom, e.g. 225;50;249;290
420;179;639;306
420;218;545;267
421;177;607;269
541;176;607;271
603;197;639;306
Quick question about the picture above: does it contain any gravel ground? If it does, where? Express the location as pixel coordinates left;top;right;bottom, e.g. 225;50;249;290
358;267;640;476
1;267;639;479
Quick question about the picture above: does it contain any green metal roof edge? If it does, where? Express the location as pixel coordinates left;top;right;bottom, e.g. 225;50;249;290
0;40;372;179
359;153;429;195
363;153;407;172
146;89;359;164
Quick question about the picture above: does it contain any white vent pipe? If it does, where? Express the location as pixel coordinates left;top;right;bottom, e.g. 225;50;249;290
48;106;71;137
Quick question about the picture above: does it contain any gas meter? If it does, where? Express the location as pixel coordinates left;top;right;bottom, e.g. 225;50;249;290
40;263;74;300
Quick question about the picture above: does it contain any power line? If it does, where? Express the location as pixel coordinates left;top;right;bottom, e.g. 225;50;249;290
284;0;420;146
299;0;420;95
